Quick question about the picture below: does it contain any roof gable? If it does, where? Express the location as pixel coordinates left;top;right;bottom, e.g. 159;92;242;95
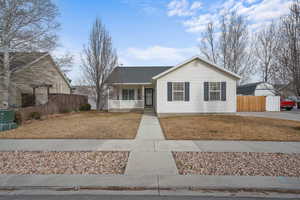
11;53;71;89
237;82;274;95
152;56;241;80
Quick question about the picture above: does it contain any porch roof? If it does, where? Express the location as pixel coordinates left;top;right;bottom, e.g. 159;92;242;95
105;66;172;84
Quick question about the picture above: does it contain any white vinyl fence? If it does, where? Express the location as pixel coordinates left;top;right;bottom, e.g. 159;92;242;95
266;96;280;111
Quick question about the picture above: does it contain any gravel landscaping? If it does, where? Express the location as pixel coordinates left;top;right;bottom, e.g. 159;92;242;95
173;152;300;177
0;151;129;174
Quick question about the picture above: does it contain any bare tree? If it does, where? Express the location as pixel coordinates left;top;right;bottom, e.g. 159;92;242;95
81;18;118;110
199;11;255;83
220;12;255;83
53;52;74;74
255;22;279;83
276;0;300;95
0;0;59;109
199;22;218;64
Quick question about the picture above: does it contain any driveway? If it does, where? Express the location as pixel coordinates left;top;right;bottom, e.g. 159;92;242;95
238;110;300;121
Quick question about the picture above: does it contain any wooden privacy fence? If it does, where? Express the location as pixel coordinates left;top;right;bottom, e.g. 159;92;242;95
237;96;266;112
17;94;88;123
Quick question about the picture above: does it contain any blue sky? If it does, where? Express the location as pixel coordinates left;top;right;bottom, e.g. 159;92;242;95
53;0;292;83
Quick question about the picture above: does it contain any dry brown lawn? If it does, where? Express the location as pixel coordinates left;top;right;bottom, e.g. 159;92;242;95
160;115;300;141
0;111;142;139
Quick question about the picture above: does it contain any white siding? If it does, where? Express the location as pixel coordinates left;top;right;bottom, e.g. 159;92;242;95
254;83;276;96
156;59;237;114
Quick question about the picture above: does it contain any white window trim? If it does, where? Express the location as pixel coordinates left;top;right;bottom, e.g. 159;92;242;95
208;82;221;101
172;82;185;102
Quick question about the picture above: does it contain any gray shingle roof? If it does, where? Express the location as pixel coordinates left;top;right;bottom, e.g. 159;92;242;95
106;66;173;84
237;82;263;95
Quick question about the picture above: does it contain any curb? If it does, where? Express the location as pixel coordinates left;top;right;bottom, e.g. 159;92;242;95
0;185;300;195
0;174;300;194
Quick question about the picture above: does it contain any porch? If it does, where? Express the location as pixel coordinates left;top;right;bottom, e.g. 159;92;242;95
107;84;154;111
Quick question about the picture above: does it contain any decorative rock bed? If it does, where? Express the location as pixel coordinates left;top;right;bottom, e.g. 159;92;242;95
173;152;300;177
0;151;129;174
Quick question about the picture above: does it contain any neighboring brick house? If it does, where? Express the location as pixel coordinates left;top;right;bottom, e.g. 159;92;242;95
6;52;71;108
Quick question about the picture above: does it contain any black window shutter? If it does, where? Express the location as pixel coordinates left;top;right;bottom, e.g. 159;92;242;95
221;82;226;101
185;82;190;101
167;82;172;101
204;82;209;101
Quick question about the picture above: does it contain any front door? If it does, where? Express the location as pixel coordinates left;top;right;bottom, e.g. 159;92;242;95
144;88;153;107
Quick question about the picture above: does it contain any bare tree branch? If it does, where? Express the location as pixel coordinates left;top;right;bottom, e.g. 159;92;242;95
199;11;255;83
254;22;278;83
0;0;60;109
53;52;74;74
275;0;300;96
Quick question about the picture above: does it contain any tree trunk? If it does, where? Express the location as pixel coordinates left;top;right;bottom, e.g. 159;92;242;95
0;50;10;109
96;87;101;110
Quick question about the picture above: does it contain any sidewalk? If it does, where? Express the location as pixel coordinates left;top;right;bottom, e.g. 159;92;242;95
0;139;299;153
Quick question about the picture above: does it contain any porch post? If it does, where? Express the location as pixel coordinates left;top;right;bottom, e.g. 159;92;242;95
142;85;145;107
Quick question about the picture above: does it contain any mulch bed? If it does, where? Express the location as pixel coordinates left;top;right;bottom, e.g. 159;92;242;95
0;151;129;175
173;152;300;177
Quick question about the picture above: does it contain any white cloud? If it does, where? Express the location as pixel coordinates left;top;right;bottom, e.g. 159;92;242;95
167;0;202;17
167;0;293;33
183;13;217;32
241;0;292;21
191;1;202;10
120;45;198;65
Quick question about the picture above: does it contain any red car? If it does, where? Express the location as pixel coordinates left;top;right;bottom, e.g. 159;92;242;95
281;99;296;111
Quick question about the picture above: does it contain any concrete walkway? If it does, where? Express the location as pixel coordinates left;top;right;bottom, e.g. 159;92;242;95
125;110;178;175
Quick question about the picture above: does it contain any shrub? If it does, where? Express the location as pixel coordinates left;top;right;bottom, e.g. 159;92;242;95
29;112;41;120
79;103;91;111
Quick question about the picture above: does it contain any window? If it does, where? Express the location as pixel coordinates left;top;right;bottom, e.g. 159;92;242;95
172;82;185;101
209;82;221;101
122;89;135;100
